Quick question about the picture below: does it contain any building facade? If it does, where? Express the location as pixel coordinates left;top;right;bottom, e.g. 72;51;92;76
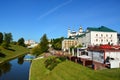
117;33;120;44
68;26;84;38
83;26;117;47
62;26;118;51
24;40;36;45
62;38;77;51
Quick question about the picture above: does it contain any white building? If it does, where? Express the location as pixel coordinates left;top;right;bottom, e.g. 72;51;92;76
68;26;84;38
25;40;38;48
24;40;36;45
78;26;117;47
62;26;118;51
87;45;120;68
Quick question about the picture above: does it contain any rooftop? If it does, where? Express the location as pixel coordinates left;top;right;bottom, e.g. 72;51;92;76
87;26;116;32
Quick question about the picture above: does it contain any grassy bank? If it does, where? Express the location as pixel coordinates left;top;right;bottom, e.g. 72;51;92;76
30;57;120;80
0;45;29;63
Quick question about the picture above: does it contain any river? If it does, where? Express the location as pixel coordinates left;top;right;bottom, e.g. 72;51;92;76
0;54;35;80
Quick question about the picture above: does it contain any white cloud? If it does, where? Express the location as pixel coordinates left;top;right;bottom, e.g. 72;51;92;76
38;0;72;20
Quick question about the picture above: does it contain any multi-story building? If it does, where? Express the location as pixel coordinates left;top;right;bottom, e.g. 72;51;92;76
62;38;77;51
62;26;118;51
81;26;117;47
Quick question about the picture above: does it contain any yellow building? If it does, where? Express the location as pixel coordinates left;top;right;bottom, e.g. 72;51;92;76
62;38;77;51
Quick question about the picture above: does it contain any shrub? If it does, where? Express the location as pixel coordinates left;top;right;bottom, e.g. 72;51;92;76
44;57;67;71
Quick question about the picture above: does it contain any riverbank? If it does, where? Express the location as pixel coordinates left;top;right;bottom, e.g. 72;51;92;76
0;45;29;64
29;56;120;80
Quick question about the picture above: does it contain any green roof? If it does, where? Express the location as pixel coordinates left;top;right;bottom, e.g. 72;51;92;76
87;26;116;32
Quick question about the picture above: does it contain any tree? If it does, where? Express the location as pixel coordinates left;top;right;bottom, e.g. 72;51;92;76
39;34;49;53
0;32;3;44
31;46;41;56
2;33;13;49
17;38;25;47
51;37;64;50
31;34;49;56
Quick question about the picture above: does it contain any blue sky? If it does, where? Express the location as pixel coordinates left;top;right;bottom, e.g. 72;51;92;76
0;0;120;42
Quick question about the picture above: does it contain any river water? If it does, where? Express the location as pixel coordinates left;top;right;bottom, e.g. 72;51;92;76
0;54;35;80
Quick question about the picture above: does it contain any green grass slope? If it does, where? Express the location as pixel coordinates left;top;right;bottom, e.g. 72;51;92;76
0;45;29;63
30;58;120;80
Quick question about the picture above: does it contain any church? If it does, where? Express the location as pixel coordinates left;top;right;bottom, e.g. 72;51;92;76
67;26;84;38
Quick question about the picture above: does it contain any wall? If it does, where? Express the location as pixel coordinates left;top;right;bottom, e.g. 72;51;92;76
90;31;117;45
88;51;104;63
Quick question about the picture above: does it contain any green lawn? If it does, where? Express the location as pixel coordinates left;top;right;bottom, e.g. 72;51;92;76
30;57;120;80
0;45;29;63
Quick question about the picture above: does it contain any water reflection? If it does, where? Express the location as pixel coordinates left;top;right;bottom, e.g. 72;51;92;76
0;62;12;77
0;54;35;80
17;55;25;65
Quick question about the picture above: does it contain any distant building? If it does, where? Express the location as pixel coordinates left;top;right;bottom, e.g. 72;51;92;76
24;40;38;48
24;40;36;45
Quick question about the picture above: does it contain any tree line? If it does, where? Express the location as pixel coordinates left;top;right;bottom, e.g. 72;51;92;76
31;34;64;56
0;32;64;56
0;32;25;49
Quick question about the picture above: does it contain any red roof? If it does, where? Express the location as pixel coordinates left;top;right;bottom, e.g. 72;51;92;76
100;45;111;49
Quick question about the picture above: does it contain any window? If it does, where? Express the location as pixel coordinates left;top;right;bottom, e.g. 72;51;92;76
111;34;112;37
96;34;98;36
111;40;112;42
106;34;108;37
101;39;103;42
101;34;103;37
96;39;98;42
106;39;108;42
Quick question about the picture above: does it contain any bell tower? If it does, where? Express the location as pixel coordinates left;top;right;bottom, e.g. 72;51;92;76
68;27;71;38
79;26;83;33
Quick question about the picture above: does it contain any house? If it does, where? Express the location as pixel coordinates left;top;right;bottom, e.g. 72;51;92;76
70;45;120;69
87;45;120;68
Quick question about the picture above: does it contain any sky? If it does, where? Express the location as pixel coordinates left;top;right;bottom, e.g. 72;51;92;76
0;0;120;42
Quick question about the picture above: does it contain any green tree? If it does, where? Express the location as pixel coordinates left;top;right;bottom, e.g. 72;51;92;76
32;34;49;56
51;37;64;50
17;37;25;47
39;34;49;53
2;33;13;49
31;46;41;56
0;32;3;44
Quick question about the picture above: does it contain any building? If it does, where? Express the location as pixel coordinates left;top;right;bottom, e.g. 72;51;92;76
62;38;77;51
70;45;120;69
117;33;120;44
87;45;120;68
24;40;36;45
68;26;84;38
62;26;118;51
25;40;38;48
81;26;117;47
